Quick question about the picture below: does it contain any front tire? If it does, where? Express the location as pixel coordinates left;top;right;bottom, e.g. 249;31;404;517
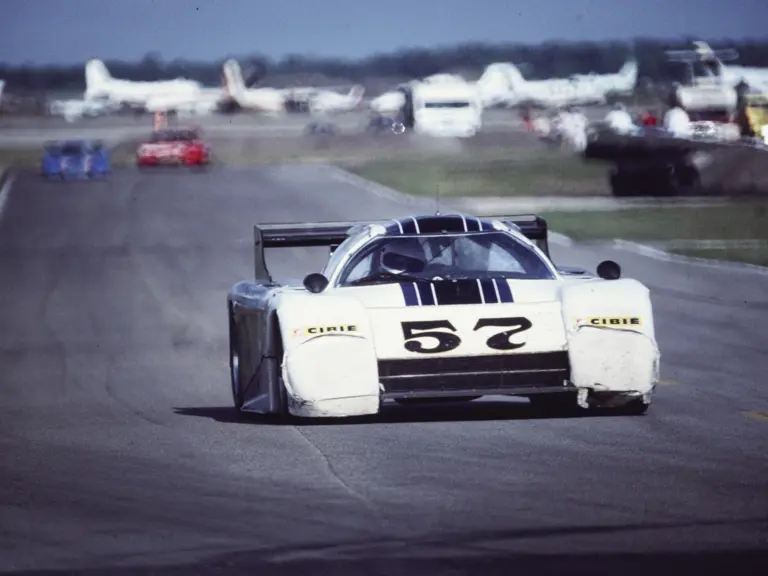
228;302;243;410
273;329;292;422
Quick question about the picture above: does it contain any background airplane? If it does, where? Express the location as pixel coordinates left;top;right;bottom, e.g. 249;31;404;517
308;85;365;114
667;41;768;91
221;60;287;114
666;41;768;115
369;60;637;114
485;62;637;108
81;59;224;117
84;60;200;103
48;98;120;122
569;61;638;97
369;66;517;113
221;60;366;115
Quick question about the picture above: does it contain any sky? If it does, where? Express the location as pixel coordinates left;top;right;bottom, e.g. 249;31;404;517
1;0;768;66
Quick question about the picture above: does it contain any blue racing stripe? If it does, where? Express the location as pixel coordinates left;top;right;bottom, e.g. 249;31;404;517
480;279;499;303
416;282;435;305
400;218;417;234
400;282;419;306
494;279;514;303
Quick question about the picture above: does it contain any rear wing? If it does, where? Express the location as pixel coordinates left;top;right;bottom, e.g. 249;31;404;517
482;214;549;255
253;215;549;282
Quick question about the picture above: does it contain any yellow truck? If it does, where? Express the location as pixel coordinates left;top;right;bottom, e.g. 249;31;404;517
745;93;768;143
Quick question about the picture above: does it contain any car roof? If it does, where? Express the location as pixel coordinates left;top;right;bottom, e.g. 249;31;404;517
48;139;102;148
152;129;197;136
381;214;508;235
49;140;85;147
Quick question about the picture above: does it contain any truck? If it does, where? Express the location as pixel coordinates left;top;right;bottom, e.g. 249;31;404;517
397;81;482;138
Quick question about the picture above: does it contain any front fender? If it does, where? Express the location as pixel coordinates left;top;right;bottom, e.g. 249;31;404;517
228;281;282;413
41;156;58;176
276;292;380;417
560;278;660;394
94;153;110;173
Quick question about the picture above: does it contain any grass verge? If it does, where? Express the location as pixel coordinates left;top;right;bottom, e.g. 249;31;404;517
538;203;768;242
539;203;768;267
669;247;768;267
342;153;609;197
0;142;608;176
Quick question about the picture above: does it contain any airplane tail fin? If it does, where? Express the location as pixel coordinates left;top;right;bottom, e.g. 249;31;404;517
476;63;526;106
618;60;638;91
692;41;716;58
348;85;365;105
619;60;638;80
666;41;739;64
223;60;247;97
85;60;111;97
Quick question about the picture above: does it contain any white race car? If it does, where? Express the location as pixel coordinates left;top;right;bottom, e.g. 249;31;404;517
227;214;660;420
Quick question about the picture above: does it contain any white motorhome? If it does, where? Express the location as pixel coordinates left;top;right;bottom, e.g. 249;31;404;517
398;82;482;137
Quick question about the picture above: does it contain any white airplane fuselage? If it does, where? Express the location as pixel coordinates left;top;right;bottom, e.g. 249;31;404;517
494;60;637;109
86;78;202;105
370;59;637;114
81;59;222;116
309;86;365;114
516;79;608;108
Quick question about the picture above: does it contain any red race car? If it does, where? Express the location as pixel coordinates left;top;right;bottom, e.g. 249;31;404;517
136;129;210;167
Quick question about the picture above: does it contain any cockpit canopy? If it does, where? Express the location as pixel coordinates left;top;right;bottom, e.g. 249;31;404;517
336;230;555;287
45;140;100;155
150;130;198;142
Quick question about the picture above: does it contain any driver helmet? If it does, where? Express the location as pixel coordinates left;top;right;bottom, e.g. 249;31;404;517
380;238;426;275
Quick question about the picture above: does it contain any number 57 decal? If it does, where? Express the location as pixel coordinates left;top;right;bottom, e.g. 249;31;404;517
401;317;533;354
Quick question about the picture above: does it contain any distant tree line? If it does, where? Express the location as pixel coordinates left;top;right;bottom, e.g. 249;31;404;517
3;37;768;93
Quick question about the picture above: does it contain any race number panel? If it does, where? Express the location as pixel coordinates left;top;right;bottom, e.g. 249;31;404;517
368;303;567;359
400;317;534;354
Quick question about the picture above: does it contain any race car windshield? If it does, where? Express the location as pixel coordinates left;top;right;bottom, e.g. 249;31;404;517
57;144;84;155
151;131;196;142
338;231;555;286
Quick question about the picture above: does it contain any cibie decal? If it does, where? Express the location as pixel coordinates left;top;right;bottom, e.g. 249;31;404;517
290;325;359;337
576;316;642;327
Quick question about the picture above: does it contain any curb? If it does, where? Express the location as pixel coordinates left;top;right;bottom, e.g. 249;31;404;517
324;166;465;211
613;239;768;274
550;231;768;274
451;196;736;214
0;166;15;222
549;232;573;247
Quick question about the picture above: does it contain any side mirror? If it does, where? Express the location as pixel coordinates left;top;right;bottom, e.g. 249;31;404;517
597;260;621;280
303;273;329;294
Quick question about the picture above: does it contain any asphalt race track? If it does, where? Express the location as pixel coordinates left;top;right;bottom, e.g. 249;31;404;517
0;106;619;147
0;166;767;575
0;109;527;147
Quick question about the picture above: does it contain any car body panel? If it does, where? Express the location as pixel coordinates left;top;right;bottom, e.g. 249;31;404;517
41;140;110;178
136;128;209;165
227;214;660;419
